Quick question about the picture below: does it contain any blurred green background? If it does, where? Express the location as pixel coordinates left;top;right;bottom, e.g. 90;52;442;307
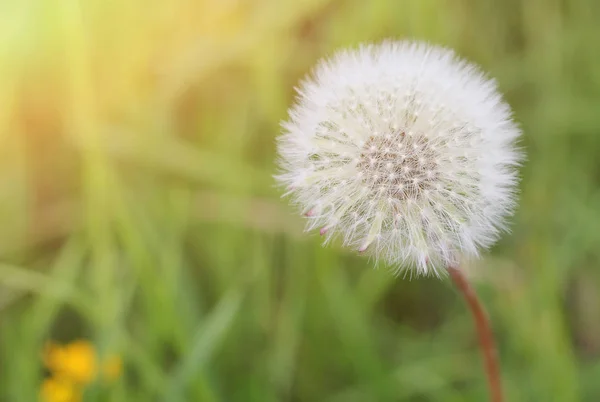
1;0;599;401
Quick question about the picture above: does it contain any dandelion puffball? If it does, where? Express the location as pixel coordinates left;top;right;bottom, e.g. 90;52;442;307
275;41;522;276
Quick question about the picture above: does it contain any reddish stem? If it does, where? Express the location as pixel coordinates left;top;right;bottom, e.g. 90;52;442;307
448;266;503;402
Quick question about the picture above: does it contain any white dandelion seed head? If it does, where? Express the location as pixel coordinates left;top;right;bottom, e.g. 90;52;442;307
275;40;522;277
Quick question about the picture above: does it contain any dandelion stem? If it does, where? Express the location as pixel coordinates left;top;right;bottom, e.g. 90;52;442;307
448;266;503;402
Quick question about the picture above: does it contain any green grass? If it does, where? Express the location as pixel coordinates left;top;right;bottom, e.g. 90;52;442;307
1;0;600;400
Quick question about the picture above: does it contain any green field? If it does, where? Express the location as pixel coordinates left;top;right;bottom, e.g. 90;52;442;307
1;0;599;401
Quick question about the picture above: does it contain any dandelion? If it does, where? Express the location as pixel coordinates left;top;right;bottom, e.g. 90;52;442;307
275;40;522;402
276;40;520;276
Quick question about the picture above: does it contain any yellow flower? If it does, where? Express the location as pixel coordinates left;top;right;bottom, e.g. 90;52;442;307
44;341;97;385
43;340;122;385
39;378;81;402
